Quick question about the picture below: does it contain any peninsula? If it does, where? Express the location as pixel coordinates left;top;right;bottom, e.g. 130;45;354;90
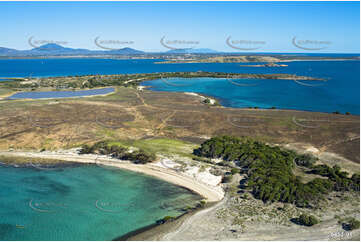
0;71;324;93
0;72;359;240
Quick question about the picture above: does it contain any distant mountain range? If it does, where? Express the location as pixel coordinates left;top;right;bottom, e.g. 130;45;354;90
0;43;219;56
0;43;145;56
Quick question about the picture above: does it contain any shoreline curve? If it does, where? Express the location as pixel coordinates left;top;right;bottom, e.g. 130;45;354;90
0;150;224;202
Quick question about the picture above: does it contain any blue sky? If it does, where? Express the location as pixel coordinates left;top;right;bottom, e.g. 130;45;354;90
0;1;359;53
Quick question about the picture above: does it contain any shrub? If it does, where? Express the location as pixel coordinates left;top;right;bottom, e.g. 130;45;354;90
203;98;211;104
78;141;156;164
342;218;360;231
156;215;175;224
128;150;156;164
163;216;174;221
294;214;319;226
217;161;230;167
198;200;206;207
230;168;240;175
294;154;317;168
79;144;92;154
222;174;233;183
310;164;360;192
110;145;127;158
209;167;223;176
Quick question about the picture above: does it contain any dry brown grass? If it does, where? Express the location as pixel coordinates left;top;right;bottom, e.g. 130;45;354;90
0;87;359;163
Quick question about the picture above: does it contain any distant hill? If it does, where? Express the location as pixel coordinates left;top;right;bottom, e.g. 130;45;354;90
166;48;219;54
0;43;225;57
0;43;145;56
107;47;144;55
0;47;20;55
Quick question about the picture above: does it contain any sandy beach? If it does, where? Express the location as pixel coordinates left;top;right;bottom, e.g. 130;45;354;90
0;149;227;240
183;92;217;105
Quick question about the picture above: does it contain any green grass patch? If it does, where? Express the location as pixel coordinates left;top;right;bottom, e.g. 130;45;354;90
0;88;14;96
106;138;197;157
82;137;197;158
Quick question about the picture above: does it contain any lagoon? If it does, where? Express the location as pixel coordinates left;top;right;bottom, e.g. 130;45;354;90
7;87;115;100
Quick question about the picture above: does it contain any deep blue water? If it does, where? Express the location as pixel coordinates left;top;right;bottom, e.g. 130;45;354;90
0;58;359;114
0;57;358;78
8;87;115;99
0;164;201;240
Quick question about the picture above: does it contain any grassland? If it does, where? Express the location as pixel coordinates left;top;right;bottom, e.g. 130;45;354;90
105;138;197;157
0;85;359;163
0;87;14;98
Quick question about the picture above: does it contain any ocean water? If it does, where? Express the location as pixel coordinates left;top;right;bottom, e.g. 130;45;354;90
0;164;201;240
0;58;359;114
0;57;358;78
7;87;114;100
142;61;360;114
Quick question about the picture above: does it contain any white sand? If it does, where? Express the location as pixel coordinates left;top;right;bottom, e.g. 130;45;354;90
184;92;216;104
136;85;146;91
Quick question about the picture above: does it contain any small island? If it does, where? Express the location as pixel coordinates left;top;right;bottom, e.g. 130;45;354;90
155;55;359;64
240;62;288;67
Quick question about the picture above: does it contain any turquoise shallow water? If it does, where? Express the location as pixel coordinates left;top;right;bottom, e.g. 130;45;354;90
0;164;201;240
142;61;360;114
7;87;115;100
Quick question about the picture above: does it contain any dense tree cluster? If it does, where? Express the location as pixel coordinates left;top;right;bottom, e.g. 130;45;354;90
309;164;360;192
194;136;360;207
79;141;156;164
246;147;332;207
193;136;257;163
